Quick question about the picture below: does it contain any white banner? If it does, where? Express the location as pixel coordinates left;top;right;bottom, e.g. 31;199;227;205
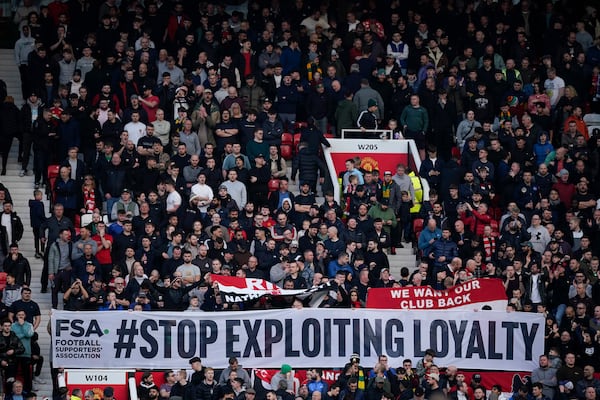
51;309;544;371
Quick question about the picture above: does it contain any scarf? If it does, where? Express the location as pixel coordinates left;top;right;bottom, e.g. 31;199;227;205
482;236;496;261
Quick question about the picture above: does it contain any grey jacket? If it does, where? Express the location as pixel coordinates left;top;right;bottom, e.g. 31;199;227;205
218;365;252;387
531;366;557;400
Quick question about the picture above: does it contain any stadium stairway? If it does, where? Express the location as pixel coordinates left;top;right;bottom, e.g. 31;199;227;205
0;48;54;396
286;173;418;278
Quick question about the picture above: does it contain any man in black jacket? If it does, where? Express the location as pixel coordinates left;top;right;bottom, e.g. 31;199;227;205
19;93;44;176
292;142;327;195
2;244;31;287
32;108;56;187
0;204;22;266
0;317;25;389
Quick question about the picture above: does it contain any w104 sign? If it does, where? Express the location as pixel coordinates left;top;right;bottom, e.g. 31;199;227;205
366;278;508;310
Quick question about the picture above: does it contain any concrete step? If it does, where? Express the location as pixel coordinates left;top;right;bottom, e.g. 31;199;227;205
0;48;24;104
0;52;51;395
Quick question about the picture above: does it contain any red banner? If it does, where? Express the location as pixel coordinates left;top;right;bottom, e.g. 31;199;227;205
366;279;507;310
252;368;530;396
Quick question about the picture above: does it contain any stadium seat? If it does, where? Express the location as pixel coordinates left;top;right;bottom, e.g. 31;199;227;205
281;132;293;146
451;146;461;160
0;272;6;292
293;133;302;147
268;179;280;192
80;213;93;227
583;113;600;126
47;165;60;203
413;218;424;240
280;144;292;160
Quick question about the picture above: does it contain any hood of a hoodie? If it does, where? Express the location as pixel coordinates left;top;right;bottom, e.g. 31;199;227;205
27;98;42;108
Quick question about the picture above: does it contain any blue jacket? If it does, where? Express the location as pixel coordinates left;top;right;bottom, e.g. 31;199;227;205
431;238;458;267
280;47;301;75
418;227;442;255
28;199;46;229
327;260;353;279
533;142;554;166
11;321;34;358
58;119;81;157
54;178;78;210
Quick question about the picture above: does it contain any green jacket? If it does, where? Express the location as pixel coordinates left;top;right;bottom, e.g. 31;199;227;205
335;99;359;136
400;105;429;132
367;204;397;235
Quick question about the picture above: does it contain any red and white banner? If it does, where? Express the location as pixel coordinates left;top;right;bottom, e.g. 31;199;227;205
251;368;532;397
212;275;330;303
65;369;132;400
366;279;508;310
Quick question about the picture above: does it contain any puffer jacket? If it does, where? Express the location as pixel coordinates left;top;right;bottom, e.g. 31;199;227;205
431;238;458;267
291;146;326;184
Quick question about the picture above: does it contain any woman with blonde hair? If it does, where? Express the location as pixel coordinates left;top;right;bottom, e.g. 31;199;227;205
80;174;101;214
556;84;581;123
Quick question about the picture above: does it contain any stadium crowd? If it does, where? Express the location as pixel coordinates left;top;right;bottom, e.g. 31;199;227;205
2;0;600;399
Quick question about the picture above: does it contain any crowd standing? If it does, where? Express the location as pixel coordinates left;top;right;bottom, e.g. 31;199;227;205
2;0;600;399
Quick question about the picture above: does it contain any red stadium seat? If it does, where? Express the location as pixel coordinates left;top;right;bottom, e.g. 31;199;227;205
293;133;302;147
47;165;60;182
280;144;292;160
413;218;424;239
47;165;60;203
451;147;461;159
0;272;6;292
281;132;293;146
268;179;280;192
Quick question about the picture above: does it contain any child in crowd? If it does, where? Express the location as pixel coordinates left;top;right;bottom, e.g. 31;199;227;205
388;118;404;139
28;189;46;258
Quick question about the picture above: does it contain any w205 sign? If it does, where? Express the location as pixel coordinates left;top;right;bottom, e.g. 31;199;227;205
51;309;543;371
